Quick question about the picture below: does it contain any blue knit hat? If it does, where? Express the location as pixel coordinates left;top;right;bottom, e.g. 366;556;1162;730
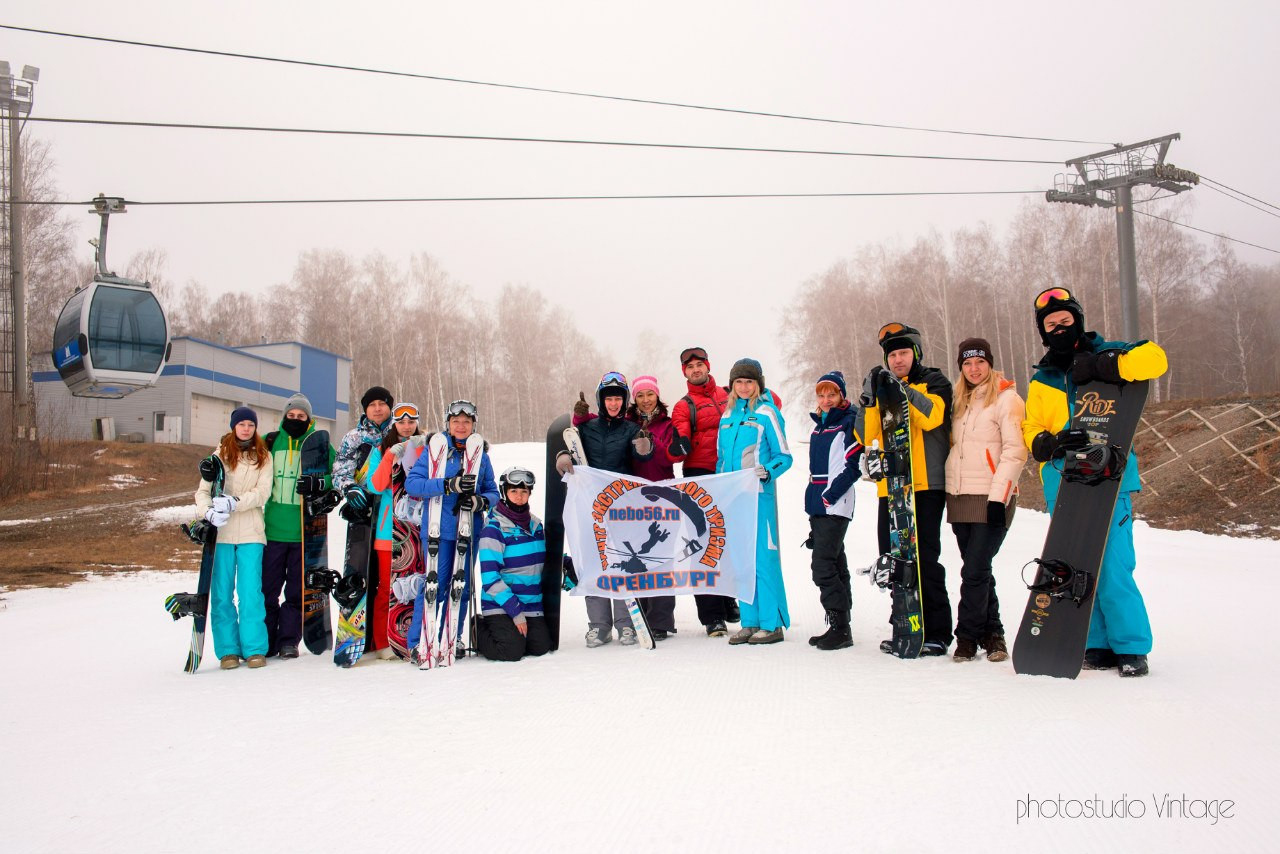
816;370;847;399
230;406;258;429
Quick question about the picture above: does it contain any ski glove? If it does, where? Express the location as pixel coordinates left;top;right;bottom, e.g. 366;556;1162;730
343;486;370;509
1071;349;1123;385
204;507;231;528
573;392;591;419
444;473;477;495
460;494;489;514
669;434;692;459
987;501;1006;528
1031;428;1090;462
555;451;575;476
199;457;220;482
632;433;654;457
296;474;325;496
562;555;579;590
389;434;427;459
754;464;771;484
862;448;905;481
211;495;238;515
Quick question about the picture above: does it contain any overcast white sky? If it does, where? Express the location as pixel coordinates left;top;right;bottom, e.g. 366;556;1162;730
5;1;1278;398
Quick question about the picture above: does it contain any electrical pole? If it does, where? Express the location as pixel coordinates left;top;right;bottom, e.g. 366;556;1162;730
1;61;38;439
1046;133;1199;341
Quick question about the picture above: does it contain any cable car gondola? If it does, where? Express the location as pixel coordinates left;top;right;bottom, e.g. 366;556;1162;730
51;196;171;399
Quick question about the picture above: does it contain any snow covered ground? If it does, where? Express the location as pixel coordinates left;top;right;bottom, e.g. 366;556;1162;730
1;440;1275;852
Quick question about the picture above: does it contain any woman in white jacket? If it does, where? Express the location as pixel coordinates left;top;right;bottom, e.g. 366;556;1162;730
944;339;1027;663
196;407;274;670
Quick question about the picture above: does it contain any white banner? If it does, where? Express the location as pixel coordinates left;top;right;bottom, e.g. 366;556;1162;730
563;466;759;602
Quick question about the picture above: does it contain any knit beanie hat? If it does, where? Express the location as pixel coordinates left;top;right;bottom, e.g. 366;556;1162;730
956;337;994;368
632;375;661;397
283;393;313;421
729;358;765;390
229;406;258;429
815;370;846;399
360;386;394;412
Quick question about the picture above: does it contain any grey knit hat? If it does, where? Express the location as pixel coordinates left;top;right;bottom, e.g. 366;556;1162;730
284;393;313;421
729;358;765;390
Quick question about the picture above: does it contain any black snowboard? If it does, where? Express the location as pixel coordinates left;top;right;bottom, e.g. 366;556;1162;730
165;455;224;674
300;430;334;655
878;378;924;658
1013;379;1150;678
541;414;571;651
334;495;379;667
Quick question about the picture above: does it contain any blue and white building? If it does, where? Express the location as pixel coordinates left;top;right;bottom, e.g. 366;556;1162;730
35;337;351;445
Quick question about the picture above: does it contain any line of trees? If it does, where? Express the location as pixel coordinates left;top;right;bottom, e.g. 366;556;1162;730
780;197;1280;405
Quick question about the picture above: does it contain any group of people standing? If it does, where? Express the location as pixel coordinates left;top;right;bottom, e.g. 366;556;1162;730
192;286;1165;678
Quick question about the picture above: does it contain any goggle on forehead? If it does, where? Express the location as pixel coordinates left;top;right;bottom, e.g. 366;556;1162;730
446;400;477;420
393;404;420;422
1035;286;1074;309
502;468;536;488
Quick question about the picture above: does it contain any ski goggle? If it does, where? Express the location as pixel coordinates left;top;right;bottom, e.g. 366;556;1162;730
598;371;628;390
877;322;909;340
501;467;536;489
680;347;709;365
1035;287;1074;309
445;400;477;420
393;403;420;422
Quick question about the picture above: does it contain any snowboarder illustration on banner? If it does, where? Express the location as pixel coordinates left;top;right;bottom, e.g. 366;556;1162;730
1015;287;1167;679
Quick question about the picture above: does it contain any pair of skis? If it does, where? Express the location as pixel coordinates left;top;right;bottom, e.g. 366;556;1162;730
417;432;486;669
562;426;655;650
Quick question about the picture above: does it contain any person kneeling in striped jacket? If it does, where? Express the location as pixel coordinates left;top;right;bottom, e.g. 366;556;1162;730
475;466;552;661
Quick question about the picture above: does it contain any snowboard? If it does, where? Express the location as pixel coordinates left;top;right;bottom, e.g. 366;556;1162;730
388;438;427;660
563;425;655;650
875;376;925;659
300;429;335;655
164;454;224;674
541;413;571;651
334;445;379;668
1013;378;1151;679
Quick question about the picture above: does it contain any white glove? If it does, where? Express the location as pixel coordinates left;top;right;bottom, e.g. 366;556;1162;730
555;451;575;476
632;433;653;456
212;495;238;515
390;434;427;459
204;507;231;528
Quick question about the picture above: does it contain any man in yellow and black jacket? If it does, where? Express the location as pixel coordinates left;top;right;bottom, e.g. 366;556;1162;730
859;322;954;656
1023;287;1167;678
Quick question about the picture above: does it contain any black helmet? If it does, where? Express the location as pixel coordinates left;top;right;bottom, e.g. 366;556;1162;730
877;322;923;365
1033;286;1085;346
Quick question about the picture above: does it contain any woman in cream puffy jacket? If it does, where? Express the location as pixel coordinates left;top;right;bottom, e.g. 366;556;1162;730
944;339;1027;664
196;407;274;670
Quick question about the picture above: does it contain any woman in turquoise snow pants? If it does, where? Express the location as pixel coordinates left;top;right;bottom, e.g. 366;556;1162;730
717;358;793;644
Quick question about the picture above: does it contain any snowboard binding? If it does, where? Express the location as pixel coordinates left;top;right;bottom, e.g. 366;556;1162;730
332;573;366;609
1022;558;1095;607
306;489;343;518
339;499;373;525
306;568;340;595
1063;442;1126;485
180;519;215;545
859;553;913;590
164;592;208;620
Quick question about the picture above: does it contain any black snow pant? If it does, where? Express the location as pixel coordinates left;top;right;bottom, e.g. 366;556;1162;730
951;521;1007;642
477;615;552;662
878;490;952;648
809;514;851;612
640;596;677;632
685;465;737;626
261;540;303;656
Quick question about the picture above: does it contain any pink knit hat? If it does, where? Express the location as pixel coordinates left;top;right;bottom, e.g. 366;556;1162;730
632;375;660;396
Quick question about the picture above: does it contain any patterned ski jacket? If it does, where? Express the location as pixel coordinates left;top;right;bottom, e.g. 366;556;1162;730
945;376;1026;505
859;365;952;497
1023;332;1167;496
806;400;863;518
477;503;546;621
195;445;273;546
262;420;334;543
404;437;500;542
333;415;389;493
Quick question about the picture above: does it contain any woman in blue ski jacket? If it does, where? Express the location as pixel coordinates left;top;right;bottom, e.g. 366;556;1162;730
716;358;793;645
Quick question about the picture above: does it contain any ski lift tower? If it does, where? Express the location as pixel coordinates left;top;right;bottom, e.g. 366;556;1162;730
1;60;39;438
1045;133;1199;342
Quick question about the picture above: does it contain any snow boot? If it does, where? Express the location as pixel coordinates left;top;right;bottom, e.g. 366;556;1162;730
921;641;947;657
1082;647;1119;670
1117;654;1149;677
585;628;612;648
728;626;758;645
953;637;978;662
812;610;852;651
279;645;299;660
246;654;266;669
220;655;241;670
748;628;784;645
705;621;728;637
725;601;741;623
982;634;1008;662
619;627;639;646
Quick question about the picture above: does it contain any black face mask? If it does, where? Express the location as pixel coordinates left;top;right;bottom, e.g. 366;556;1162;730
1045;323;1082;353
281;418;308;439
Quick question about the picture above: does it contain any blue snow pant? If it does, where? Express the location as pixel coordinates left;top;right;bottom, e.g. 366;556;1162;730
739;492;789;631
211;542;268;659
407;539;476;651
1083;493;1152;655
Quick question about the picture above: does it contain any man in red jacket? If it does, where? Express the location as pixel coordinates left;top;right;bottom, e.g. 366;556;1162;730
668;346;740;636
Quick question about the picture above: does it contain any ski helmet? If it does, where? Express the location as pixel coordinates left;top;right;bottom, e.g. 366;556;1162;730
596;371;630;413
444;399;478;430
1033;286;1085;346
878;322;923;365
499;466;536;500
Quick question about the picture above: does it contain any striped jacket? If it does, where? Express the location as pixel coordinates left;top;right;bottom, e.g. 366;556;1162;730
806;401;863;518
477;505;546;620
